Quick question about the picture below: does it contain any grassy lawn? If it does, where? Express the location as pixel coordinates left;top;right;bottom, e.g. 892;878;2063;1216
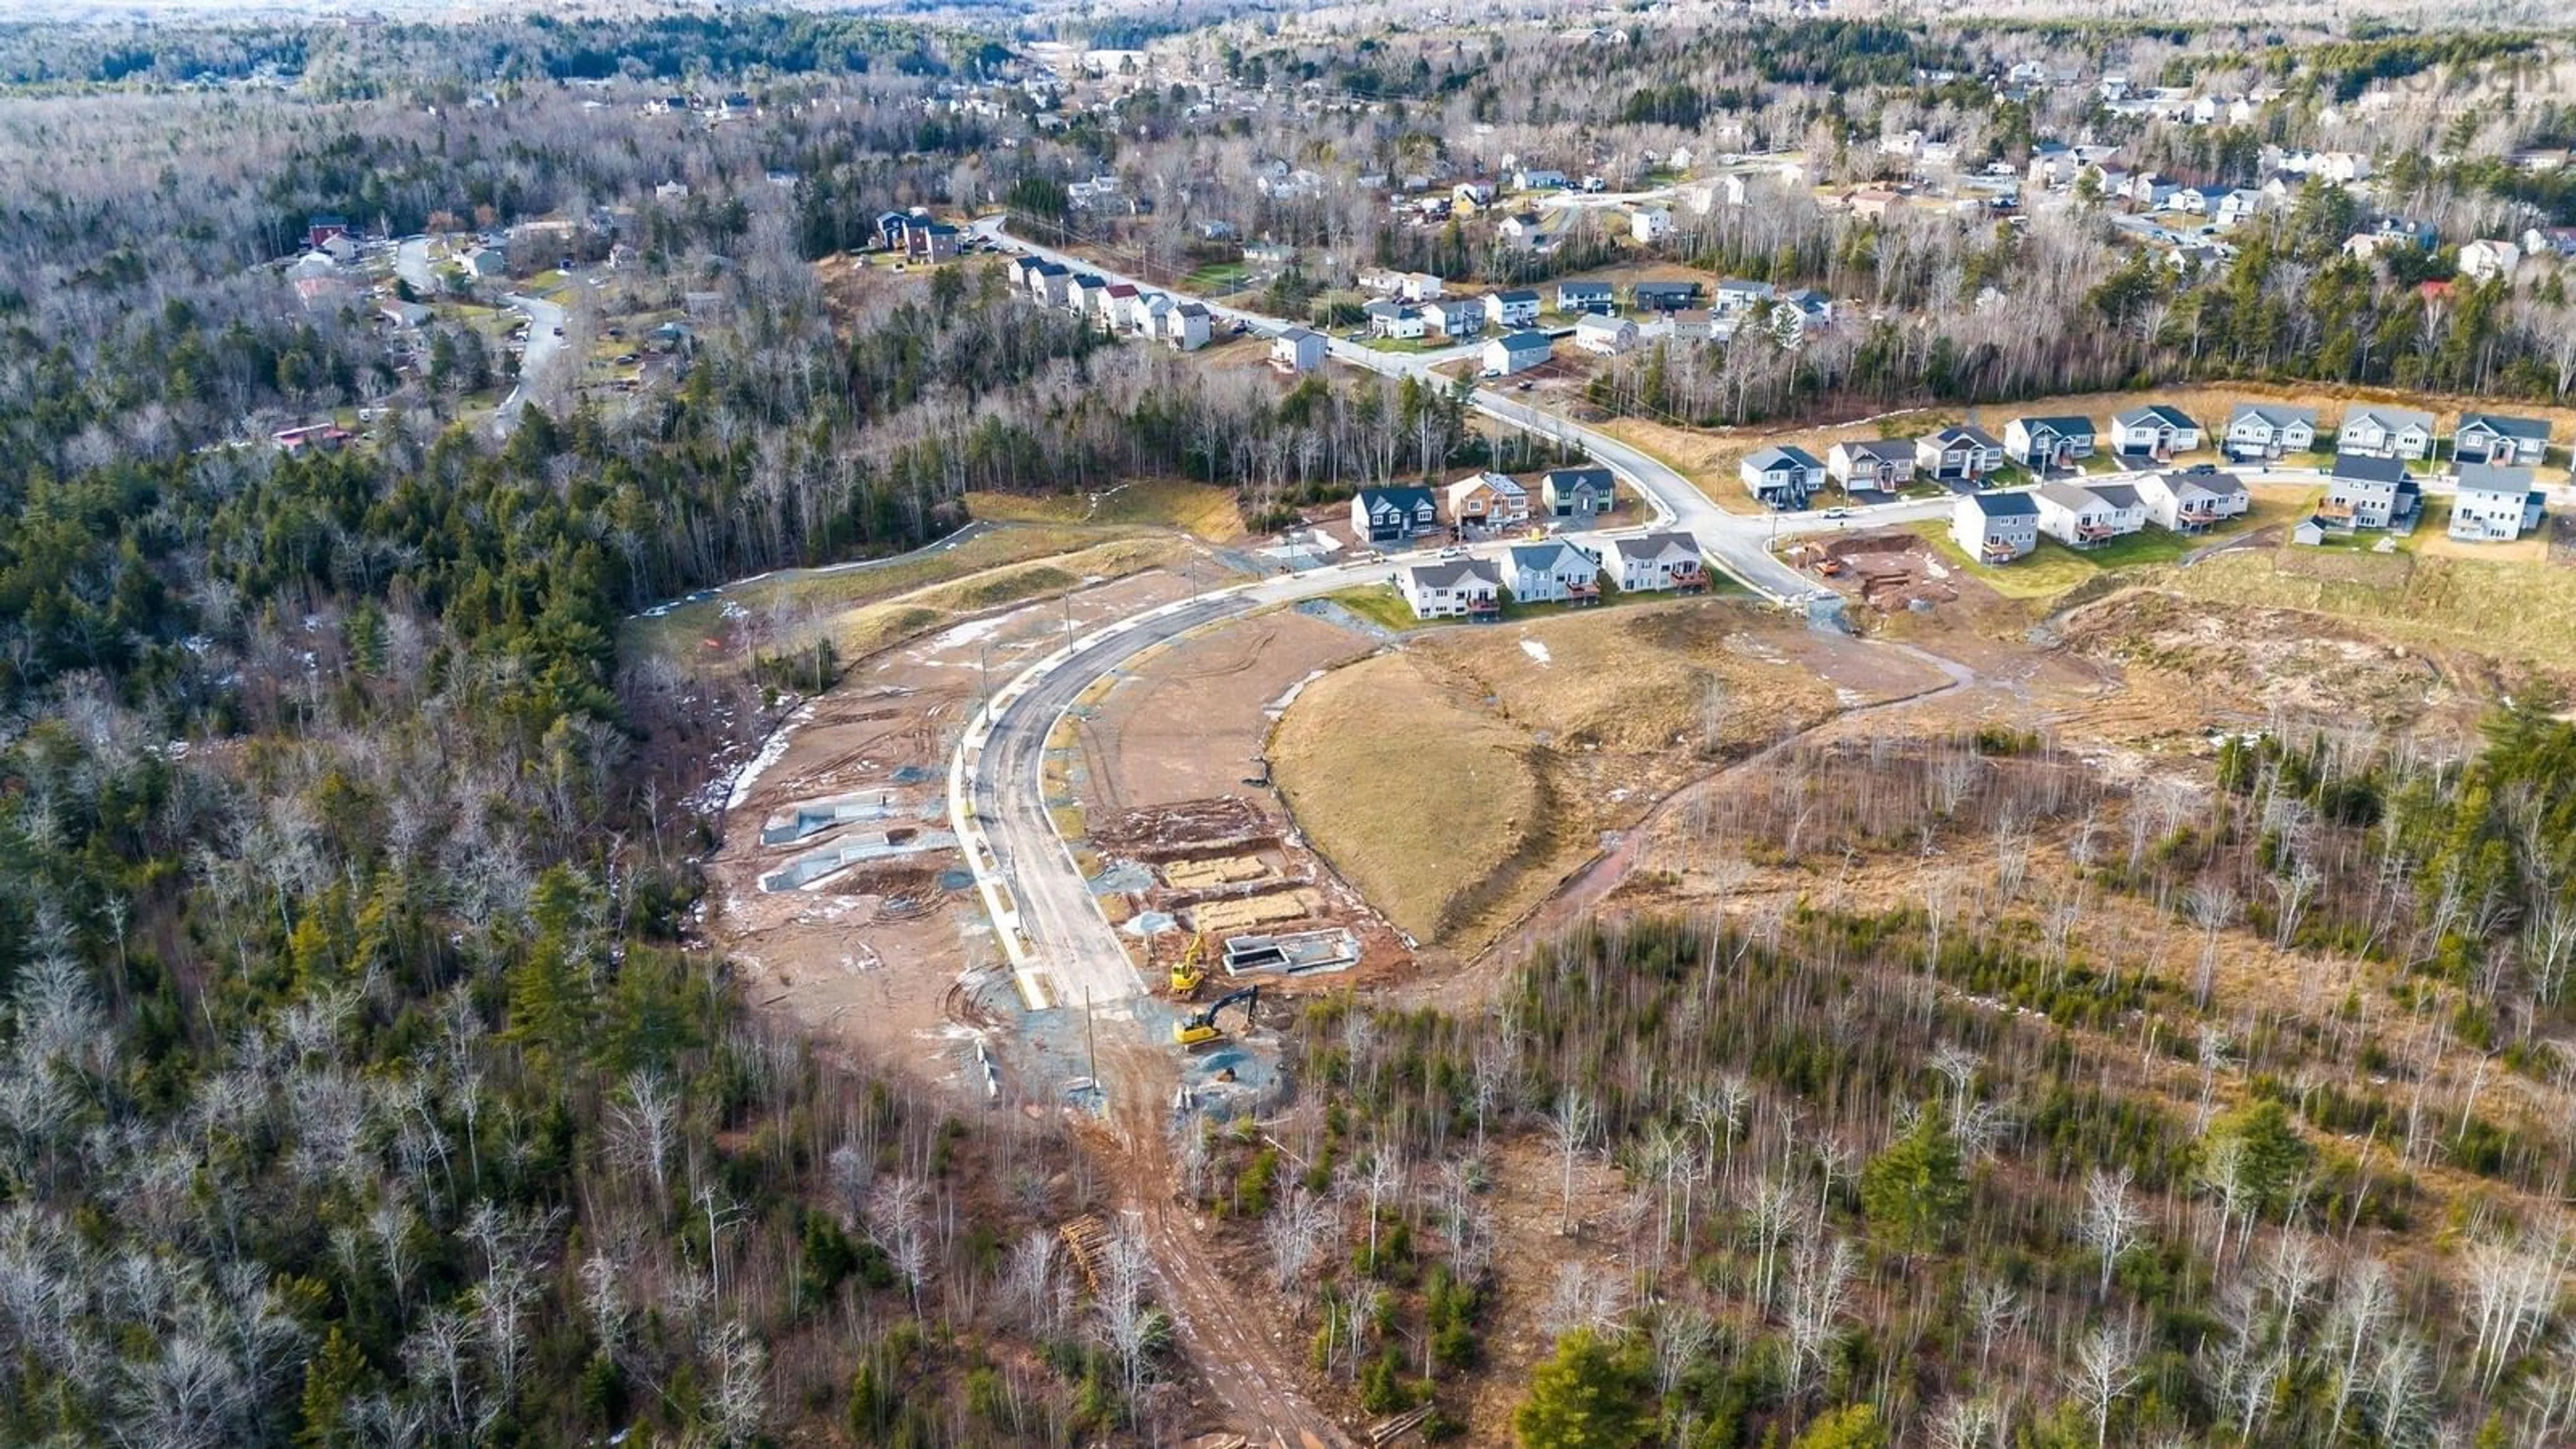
1361;335;1443;354
963;480;1247;540
1321;585;1434;632
1905;486;2316;601
1183;262;1249;294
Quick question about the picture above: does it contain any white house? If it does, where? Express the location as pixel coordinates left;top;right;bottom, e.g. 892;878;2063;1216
2137;470;2250;532
1608;532;1706;593
2109;404;2201;461
1483;330;1554;376
1364;299;1428;340
2033;482;2147;549
1513;168;1569;193
1400;272;1446;302
2453;413;2551;466
2224;403;2318;460
2447;464;2544;542
1574;314;1638;356
1558;281;1615;315
1160;301;1211;351
1713;278;1776;315
1629;208;1674;245
2458;239;2522;282
1828;439;1916;491
2337;406;2436;460
1951;491;2040;563
1446;472;1531;529
1271;327;1328;373
1739;445;1825;508
1498;213;1553;250
1399;557;1503;619
1501;539;1601;604
1485;289;1541;328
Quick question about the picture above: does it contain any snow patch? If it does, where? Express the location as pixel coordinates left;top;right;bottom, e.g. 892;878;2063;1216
1520;639;1553;666
724;702;814;810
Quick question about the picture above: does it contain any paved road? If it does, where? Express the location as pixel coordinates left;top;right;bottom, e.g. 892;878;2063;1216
497;291;568;431
395;235;439;294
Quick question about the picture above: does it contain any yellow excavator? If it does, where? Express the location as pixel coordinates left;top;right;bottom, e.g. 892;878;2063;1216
1169;932;1210;998
1173;985;1258;1047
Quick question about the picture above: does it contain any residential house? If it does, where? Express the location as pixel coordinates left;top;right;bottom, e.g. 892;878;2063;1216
2127;172;2181;209
1629;208;1674;245
1513;168;1569;193
1160;301;1211;352
2003;415;2096;472
1540;467;1615;519
1025;260;1071;307
1713;278;1777;315
1447;472;1531;529
379;300;433;329
2447;464;2544;542
464;246;509;280
1630;280;1703;312
2137;470;2250;532
1421;299;1484;338
1128;292;1171;341
1271;327;1328;373
1951;491;2041;563
1399;272;1446;302
2458;239;2522;282
1574;314;1638;356
2321;453;2414;530
1558;281;1615;315
1502;539;1602;604
1608;532;1707;593
1067;274;1112;317
1398;557;1503;620
1485;289;1541;329
1097;282;1141;332
2109;404;2201;462
1452;181;1497;211
1350;486;1440;544
1482;330;1553;376
2453;413;2551;466
1916;425;2006;484
1498;213;1553;250
2224;403;2318;460
1739;445;1825;508
272;423;354;453
2033;481;2147;548
1828;439;1916;491
2523;225;2576;261
1775;290;1835;343
2337;406;2436;460
306;214;352;248
1357;267;1407;295
1364;299;1427;340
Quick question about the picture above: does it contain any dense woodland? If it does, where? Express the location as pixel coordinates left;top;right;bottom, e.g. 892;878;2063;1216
1203;713;2576;1445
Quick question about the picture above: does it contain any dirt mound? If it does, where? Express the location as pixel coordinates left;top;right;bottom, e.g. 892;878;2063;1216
2056;587;2456;729
1089;796;1275;857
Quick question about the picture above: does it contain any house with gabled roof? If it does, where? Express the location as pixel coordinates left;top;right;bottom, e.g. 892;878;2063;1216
1483;330;1553;376
2110;404;2200;462
1160;301;1210;352
1446;472;1530;529
2447;464;2544;542
1558;280;1615;315
1609;532;1705;593
2320;453;2414;530
2453;412;2550;467
1399;557;1503;619
2223;403;2318;460
2033;481;2146;549
1501;539;1602;604
2137;470;2249;532
1829;439;1916;492
2337;406;2436;461
1484;288;1542;328
1540;467;1615;518
1951;491;2039;563
2004;415;2096;472
1631;280;1702;312
1916;425;2004;483
1574;314;1638;356
1739;445;1825;508
1351;486;1440;544
1421;299;1484;338
1271;327;1328;373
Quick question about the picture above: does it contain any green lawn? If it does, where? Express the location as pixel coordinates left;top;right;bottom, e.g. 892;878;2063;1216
1361;335;1442;354
1183;262;1250;294
1908;518;2216;600
1322;585;1436;632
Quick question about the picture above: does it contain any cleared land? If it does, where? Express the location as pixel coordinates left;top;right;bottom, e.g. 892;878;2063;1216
2149;539;2576;672
1270;601;1937;951
963;478;1248;541
1902;486;2314;601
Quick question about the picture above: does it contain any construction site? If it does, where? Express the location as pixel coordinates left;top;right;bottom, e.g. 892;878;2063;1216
1783;527;1966;610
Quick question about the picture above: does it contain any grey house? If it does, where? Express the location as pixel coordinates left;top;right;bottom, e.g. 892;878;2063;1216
1540;466;1615;517
1351;486;1440;543
2453;413;2550;466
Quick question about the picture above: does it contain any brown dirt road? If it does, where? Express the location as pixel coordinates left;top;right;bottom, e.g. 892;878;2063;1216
1091;1026;1354;1449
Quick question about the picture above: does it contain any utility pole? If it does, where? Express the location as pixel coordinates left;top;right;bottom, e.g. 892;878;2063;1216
1085;987;1097;1082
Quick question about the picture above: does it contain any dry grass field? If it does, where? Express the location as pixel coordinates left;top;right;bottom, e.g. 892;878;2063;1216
963;479;1248;541
1269;601;1856;951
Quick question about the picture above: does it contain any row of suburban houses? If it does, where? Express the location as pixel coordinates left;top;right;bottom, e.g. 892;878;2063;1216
1395;531;1707;620
1348;468;1619;543
1950;468;2255;562
1005;254;1215;350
